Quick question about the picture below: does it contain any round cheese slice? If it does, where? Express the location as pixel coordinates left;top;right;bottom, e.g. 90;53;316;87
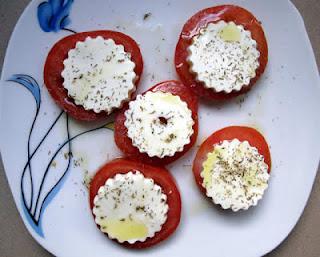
92;171;168;244
61;36;137;114
124;91;194;158
201;139;269;211
187;21;260;93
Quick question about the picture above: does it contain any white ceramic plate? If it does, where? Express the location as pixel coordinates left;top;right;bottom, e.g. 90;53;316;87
1;0;320;256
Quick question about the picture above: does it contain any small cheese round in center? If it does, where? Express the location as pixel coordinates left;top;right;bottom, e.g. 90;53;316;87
61;36;137;114
92;171;168;244
124;91;194;158
187;21;260;93
201;139;269;211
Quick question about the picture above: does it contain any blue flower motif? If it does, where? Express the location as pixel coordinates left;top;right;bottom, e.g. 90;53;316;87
7;73;114;237
37;0;74;32
8;74;41;109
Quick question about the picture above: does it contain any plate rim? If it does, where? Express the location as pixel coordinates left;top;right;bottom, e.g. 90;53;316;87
1;0;320;256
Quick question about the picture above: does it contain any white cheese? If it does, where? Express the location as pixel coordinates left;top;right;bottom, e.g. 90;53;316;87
124;91;194;158
201;139;269;211
187;21;260;93
61;36;136;114
92;171;168;243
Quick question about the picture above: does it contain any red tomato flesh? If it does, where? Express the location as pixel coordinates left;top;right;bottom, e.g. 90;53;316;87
175;5;268;100
89;158;181;249
44;30;143;121
114;80;198;166
193;126;271;194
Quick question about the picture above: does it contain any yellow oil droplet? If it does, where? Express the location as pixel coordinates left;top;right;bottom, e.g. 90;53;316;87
105;121;115;130
78;81;91;101
101;218;148;241
219;23;241;42
202;150;220;188
152;92;180;105
243;168;262;187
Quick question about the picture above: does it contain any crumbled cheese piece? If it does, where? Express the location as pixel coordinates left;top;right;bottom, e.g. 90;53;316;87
187;21;260;93
124;91;194;158
92;171;168;243
62;36;136;113
201;139;269;211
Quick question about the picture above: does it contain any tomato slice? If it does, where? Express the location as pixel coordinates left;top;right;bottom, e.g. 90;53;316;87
89;158;181;248
193;126;271;194
114;80;198;166
175;5;268;100
44;30;143;121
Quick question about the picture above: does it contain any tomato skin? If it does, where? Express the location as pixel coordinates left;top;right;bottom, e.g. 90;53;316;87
175;5;268;100
44;30;143;121
114;80;198;166
89;158;181;249
193;126;271;194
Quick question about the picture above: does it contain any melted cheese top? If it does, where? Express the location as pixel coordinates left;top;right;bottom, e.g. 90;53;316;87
124;91;194;158
62;36;136;113
187;21;260;93
201;139;269;211
93;171;168;243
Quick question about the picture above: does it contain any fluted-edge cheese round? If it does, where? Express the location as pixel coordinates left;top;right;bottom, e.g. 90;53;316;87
93;171;168;244
124;91;194;158
62;36;136;114
187;21;260;93
201;139;269;211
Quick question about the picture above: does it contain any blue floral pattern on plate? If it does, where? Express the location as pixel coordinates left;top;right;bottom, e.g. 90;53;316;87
38;0;74;32
6;0;114;237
